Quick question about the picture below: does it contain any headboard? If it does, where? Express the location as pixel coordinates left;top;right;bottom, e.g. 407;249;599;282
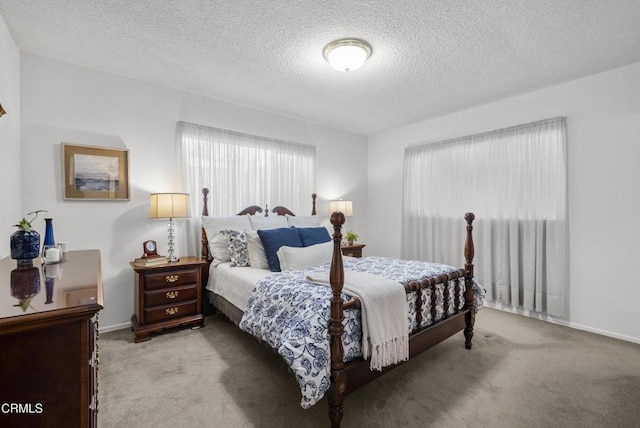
200;187;317;261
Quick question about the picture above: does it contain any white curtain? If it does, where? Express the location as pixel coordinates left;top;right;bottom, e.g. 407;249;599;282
402;117;568;316
178;121;316;255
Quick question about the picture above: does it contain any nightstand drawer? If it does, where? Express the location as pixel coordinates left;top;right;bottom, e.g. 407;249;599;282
144;268;198;289
145;284;198;307
144;300;197;324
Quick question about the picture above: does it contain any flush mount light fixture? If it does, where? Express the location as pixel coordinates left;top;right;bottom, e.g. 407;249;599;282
323;38;372;72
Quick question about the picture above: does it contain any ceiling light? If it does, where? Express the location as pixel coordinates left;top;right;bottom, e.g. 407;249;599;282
323;39;372;72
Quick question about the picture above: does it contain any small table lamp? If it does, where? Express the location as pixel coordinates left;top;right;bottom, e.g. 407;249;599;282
149;193;190;263
329;199;354;243
328;199;353;217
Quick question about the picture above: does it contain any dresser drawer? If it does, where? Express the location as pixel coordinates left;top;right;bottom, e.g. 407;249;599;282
144;300;197;324
144;268;198;290
145;284;198;307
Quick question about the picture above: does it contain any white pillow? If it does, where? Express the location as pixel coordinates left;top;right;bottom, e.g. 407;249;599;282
202;215;252;259
245;230;269;269
286;214;321;227
249;215;288;230
209;233;231;262
277;241;333;272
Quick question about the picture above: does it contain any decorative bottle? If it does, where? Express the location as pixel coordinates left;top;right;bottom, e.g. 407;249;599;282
43;218;55;247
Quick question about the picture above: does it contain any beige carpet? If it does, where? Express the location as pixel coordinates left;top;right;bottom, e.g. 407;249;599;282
99;308;640;427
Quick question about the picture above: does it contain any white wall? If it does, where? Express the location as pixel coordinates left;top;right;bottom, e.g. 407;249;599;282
368;62;640;343
20;54;368;331
0;14;22;257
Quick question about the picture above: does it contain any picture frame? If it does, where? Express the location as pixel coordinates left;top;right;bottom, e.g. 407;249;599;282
62;143;130;200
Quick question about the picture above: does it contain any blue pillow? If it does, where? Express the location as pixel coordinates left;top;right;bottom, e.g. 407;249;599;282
297;227;331;247
257;227;303;272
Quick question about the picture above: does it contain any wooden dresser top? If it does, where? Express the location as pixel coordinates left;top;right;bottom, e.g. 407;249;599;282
0;249;103;330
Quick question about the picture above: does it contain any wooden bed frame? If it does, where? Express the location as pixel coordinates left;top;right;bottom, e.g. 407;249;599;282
200;188;476;428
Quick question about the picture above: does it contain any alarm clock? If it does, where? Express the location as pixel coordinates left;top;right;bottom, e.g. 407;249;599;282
142;240;158;258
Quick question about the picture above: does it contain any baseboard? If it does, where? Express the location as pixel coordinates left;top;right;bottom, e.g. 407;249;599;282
483;301;640;345
99;304;640;345
99;321;131;334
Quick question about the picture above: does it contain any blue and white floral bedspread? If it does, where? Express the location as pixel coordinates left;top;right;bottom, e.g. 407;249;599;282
239;256;484;408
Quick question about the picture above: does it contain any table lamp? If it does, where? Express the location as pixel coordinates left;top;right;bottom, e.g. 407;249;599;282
149;193;190;263
328;199;353;217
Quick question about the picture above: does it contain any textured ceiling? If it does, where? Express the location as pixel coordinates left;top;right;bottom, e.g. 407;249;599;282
1;0;640;135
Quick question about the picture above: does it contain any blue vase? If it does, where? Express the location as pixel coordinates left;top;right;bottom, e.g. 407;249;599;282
43;218;55;247
10;230;41;266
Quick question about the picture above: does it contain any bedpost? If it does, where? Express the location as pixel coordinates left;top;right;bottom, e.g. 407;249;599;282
201;188;210;261
311;193;317;215
202;188;209;217
328;211;346;428
463;212;476;350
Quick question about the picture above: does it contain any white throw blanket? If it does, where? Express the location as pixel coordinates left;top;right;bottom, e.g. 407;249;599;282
306;270;409;371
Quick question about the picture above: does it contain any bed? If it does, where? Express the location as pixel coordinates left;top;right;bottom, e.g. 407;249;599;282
199;188;481;428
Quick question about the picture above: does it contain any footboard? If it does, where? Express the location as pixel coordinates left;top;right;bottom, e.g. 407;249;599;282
326;212;476;428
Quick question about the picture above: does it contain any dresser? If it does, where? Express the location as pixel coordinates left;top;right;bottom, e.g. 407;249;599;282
0;250;103;428
130;257;205;342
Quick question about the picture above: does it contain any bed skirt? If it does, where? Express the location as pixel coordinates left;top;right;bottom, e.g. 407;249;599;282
209;291;244;326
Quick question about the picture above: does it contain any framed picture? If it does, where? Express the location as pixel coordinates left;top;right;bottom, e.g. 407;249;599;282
62;143;130;200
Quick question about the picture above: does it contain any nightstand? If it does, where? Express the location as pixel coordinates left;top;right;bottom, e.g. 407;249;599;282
130;256;206;342
341;243;365;258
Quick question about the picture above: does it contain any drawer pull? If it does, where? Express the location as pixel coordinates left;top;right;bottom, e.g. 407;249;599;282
166;275;179;283
166;291;179;299
345;252;354;257
166;307;179;316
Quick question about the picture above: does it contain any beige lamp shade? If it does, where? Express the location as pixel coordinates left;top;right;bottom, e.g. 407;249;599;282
328;200;353;216
149;193;190;219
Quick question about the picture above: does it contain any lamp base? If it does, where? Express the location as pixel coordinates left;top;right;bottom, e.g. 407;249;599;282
167;218;178;263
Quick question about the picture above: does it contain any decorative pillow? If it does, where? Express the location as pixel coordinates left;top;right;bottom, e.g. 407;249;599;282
209;233;231;262
202;215;252;258
245;230;269;270
257;227;303;272
219;229;249;267
249;215;288;230
297;227;332;247
277;241;333;272
286;214;321;227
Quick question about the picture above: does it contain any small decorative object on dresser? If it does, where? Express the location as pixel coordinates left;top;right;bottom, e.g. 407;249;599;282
43;217;55;247
131;256;206;342
10;210;46;265
341;243;365;258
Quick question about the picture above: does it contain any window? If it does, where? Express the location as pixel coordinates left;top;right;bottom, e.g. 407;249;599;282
178;121;316;252
402;117;568;316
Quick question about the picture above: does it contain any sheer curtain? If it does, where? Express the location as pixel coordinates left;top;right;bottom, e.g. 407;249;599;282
178;121;316;255
402;117;568;316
